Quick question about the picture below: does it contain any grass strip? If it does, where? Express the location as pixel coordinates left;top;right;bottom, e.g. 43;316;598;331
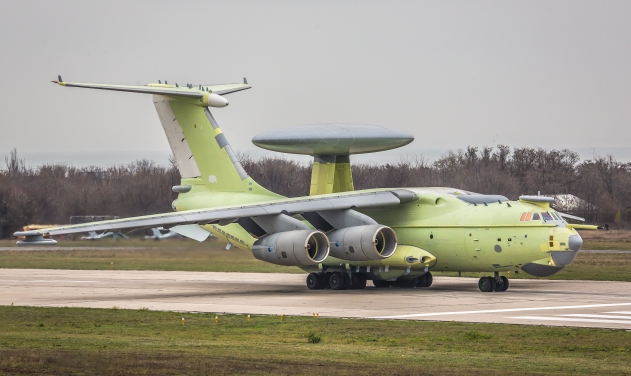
0;306;629;375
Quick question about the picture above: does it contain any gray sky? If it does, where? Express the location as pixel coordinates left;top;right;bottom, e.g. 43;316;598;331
1;1;630;164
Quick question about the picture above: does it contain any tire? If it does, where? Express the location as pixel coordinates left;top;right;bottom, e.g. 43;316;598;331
306;273;323;290
322;273;332;289
417;274;426;287
350;274;367;289
397;279;413;288
493;278;503;292
478;276;495;292
372;280;390;288
500;276;509;292
330;272;347;290
423;272;433;288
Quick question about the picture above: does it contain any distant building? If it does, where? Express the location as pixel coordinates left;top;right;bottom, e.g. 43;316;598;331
69;216;120;225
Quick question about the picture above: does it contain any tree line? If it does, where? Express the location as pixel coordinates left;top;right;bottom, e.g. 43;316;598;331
1;146;630;237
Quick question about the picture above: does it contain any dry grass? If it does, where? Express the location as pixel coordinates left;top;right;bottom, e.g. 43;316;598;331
0;306;629;375
1;235;630;280
580;229;631;250
0;238;303;273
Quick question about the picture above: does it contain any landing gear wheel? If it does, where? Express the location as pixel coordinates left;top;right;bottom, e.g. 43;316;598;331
330;272;347;290
351;274;367;289
493;278;503;292
423;272;433;288
478;276;496;292
500;276;509;292
372;280;390;288
322;273;332;289
306;273;324;290
417;274;426;287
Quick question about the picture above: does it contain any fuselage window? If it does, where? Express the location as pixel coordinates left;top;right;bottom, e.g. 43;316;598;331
541;212;553;221
532;213;541;220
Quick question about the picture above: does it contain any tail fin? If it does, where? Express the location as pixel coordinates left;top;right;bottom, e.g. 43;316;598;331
153;95;248;191
53;78;276;195
152;228;161;237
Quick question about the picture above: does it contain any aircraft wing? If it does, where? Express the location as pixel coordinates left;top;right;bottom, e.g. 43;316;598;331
14;189;417;241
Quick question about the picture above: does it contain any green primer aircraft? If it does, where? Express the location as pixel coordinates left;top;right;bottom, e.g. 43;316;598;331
14;77;600;292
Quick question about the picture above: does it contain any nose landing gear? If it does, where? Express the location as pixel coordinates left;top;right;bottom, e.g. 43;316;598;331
478;272;509;292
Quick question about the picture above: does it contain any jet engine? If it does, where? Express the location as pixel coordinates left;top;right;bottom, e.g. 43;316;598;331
252;229;330;266
327;225;397;261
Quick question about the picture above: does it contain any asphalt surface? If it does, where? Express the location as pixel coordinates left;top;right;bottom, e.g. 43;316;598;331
1;269;630;330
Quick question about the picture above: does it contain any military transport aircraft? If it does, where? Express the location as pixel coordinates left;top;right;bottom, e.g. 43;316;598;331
82;231;128;241
14;76;599;292
144;228;184;241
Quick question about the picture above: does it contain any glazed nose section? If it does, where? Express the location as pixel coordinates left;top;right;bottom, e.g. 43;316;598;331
568;233;583;251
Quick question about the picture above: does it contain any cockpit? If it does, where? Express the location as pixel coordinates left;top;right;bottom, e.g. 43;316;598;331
520;211;565;223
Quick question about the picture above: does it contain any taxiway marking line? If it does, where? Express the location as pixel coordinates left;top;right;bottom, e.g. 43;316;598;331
509;316;631;325
0;280;97;283
371;302;631;319
561;314;631;320
606;311;631;315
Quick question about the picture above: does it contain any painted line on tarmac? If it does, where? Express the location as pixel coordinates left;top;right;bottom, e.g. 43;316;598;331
0;280;97;283
606;311;631;315
371;302;631;319
509;316;631;325
561;314;631;320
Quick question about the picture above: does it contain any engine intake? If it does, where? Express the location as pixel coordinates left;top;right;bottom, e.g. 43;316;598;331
252;229;330;266
327;225;397;261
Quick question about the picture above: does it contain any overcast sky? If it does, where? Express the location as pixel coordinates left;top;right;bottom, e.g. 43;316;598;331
1;1;630;164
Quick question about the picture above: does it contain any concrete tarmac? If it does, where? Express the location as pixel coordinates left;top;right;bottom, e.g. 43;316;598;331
2;269;631;330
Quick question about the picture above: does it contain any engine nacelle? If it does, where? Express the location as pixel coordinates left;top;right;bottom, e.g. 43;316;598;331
252;230;330;266
327;225;397;261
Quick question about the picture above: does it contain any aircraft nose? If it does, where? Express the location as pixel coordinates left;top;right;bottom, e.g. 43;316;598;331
568;233;583;251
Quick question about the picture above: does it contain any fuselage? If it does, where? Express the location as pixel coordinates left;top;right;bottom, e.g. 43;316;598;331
173;186;582;278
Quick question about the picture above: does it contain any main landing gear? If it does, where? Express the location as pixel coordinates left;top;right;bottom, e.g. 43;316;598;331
478;272;509;292
306;272;367;290
373;272;433;289
306;272;433;291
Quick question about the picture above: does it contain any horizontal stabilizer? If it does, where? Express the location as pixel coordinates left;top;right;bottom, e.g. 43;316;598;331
52;79;251;98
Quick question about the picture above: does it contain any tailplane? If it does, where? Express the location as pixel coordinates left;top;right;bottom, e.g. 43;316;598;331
53;77;277;197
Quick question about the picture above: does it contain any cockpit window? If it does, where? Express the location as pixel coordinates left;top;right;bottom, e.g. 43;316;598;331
551;212;561;220
532;213;541;220
541;212;553;221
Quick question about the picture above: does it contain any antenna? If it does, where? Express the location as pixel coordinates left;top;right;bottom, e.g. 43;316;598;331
159;80;161;84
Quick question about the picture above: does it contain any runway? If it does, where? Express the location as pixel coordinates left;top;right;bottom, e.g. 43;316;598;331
1;269;631;330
